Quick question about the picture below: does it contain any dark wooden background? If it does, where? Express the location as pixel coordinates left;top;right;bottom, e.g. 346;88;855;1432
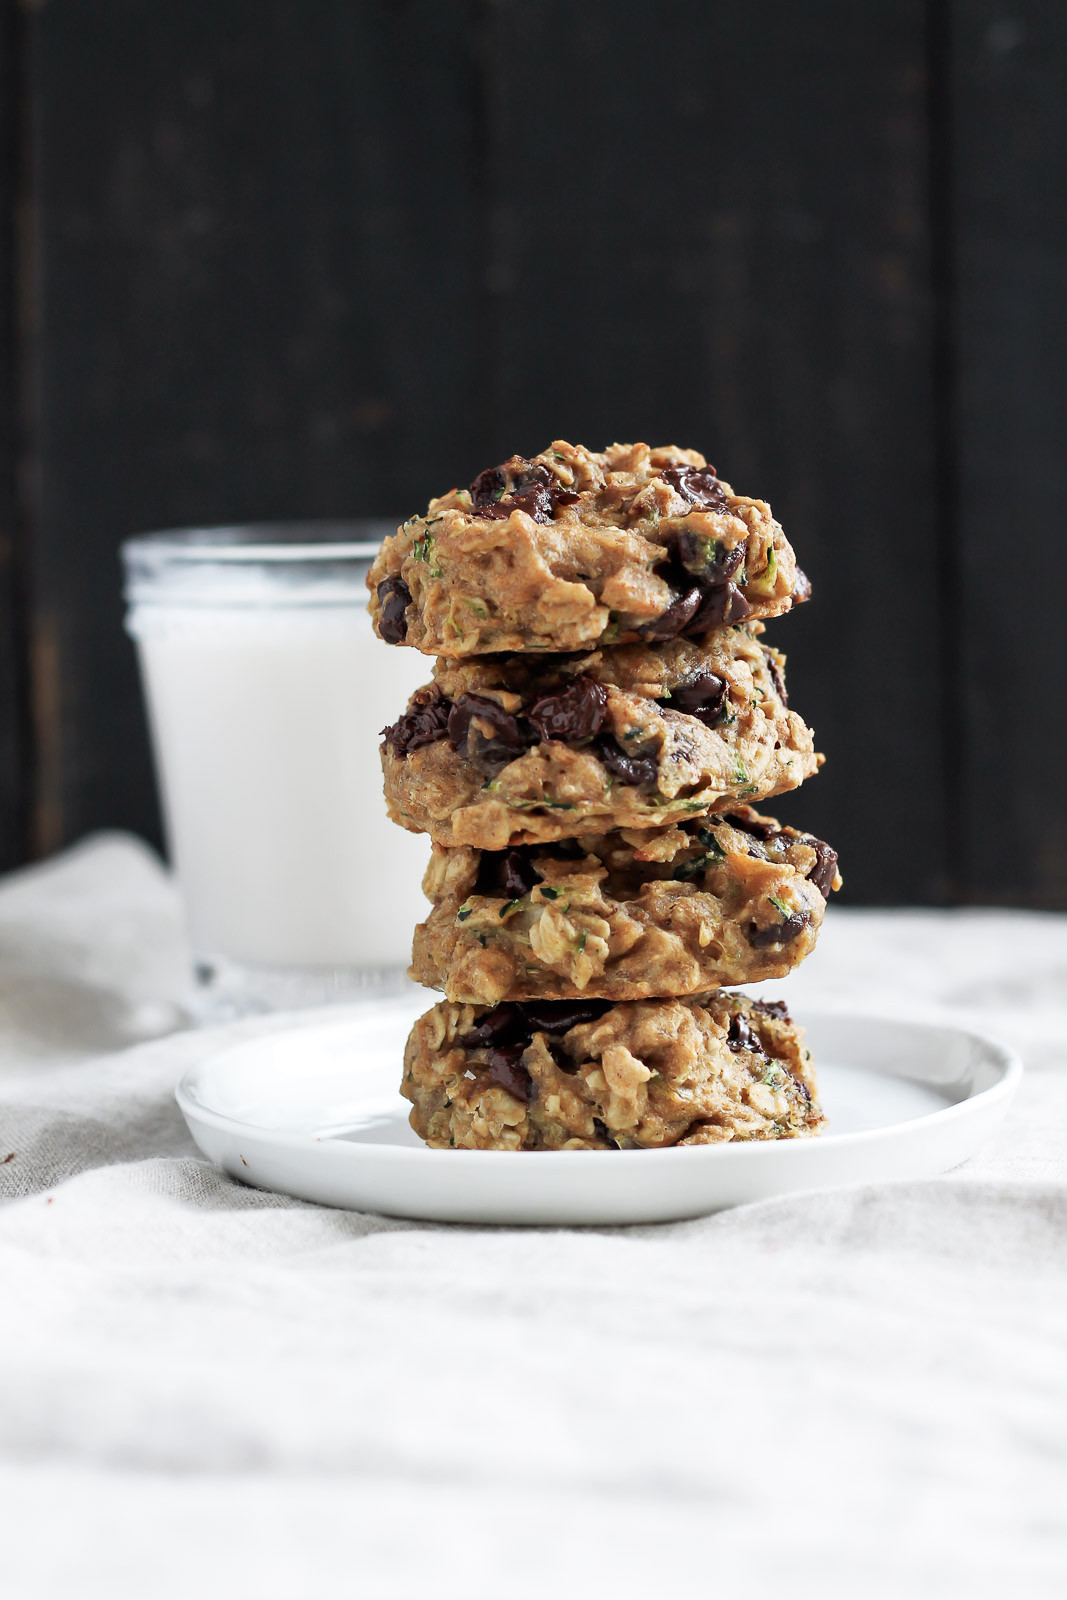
0;0;1064;905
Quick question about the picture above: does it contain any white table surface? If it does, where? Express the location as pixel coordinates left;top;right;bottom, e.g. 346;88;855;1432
1;833;1065;1599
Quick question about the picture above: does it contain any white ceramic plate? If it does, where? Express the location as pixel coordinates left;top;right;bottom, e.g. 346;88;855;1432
176;1004;1021;1226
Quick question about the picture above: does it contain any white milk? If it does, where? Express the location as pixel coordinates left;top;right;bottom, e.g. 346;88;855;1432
124;534;429;997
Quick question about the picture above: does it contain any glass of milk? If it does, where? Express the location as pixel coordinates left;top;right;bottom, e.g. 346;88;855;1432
123;524;430;1019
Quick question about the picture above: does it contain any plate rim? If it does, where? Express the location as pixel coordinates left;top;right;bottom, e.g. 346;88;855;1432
175;1008;1023;1166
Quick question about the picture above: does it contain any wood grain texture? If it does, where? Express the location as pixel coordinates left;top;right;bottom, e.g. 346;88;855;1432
951;2;1067;905
477;0;945;903
26;0;485;850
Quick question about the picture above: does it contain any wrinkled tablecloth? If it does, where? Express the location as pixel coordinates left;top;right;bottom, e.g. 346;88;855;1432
1;833;1065;1599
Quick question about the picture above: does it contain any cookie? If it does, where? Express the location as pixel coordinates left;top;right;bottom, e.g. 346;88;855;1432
380;628;819;850
368;440;806;656
411;807;840;1004
402;991;823;1150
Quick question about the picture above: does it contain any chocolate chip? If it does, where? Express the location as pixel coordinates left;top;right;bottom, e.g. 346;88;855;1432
638;584;705;641
448;693;529;764
376;577;411;644
683;581;754;635
461;1003;527;1050
750;999;791;1022
641;530;748;644
469;466;507;511
746;911;810;948
765;649;788;706
521;999;612;1033
660;464;729;513
501;850;542;899
806;839;839;900
469;458;574;525
660;670;727;728
476;851;543;902
486;1044;532;1102
595;735;658;787
381;685;452;758
526;675;607;744
792;568;812;605
722;808;781;841
727;1012;765;1054
676;530;745;584
470;463;550;521
507;484;556;523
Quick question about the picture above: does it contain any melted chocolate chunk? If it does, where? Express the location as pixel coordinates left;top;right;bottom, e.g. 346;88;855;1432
502;850;543;899
750;999;791;1022
638;584;705;642
727;1012;765;1054
381;685;452;759
806;839;839;900
469;461;550;522
683;581;754;635
660;464;729;513
526;675;608;744
642;523;752;641
461;998;611;1070
765;649;788;706
722;809;781;841
475;847;543;899
746;911;810;948
447;693;529;764
486;1044;532;1102
376;577;411;644
595;735;658;787
460;1003;527;1050
522;999;612;1034
469;465;508;512
469;458;576;525
661;670;727;728
676;530;745;584
505;483;555;524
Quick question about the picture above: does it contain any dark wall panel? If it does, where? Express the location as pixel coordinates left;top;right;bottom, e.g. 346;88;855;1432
952;3;1067;905
0;3;25;870
479;0;944;903
28;0;485;852
2;0;1065;905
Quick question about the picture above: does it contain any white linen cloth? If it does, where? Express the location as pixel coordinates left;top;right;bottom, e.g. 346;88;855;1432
1;833;1065;1599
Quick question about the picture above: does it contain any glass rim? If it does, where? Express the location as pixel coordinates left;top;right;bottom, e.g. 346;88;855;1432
121;521;399;610
122;521;396;566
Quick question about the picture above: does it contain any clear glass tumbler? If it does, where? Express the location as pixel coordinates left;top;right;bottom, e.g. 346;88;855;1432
122;523;430;1018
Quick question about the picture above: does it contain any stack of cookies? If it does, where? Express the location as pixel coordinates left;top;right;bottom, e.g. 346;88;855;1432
369;442;840;1150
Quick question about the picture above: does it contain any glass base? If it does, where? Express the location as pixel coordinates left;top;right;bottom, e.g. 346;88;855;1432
187;952;414;1024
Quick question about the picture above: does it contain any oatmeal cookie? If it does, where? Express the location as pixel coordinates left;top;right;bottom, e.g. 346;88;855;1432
402;991;823;1150
411;807;840;1004
368;440;806;656
380;628;819;849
